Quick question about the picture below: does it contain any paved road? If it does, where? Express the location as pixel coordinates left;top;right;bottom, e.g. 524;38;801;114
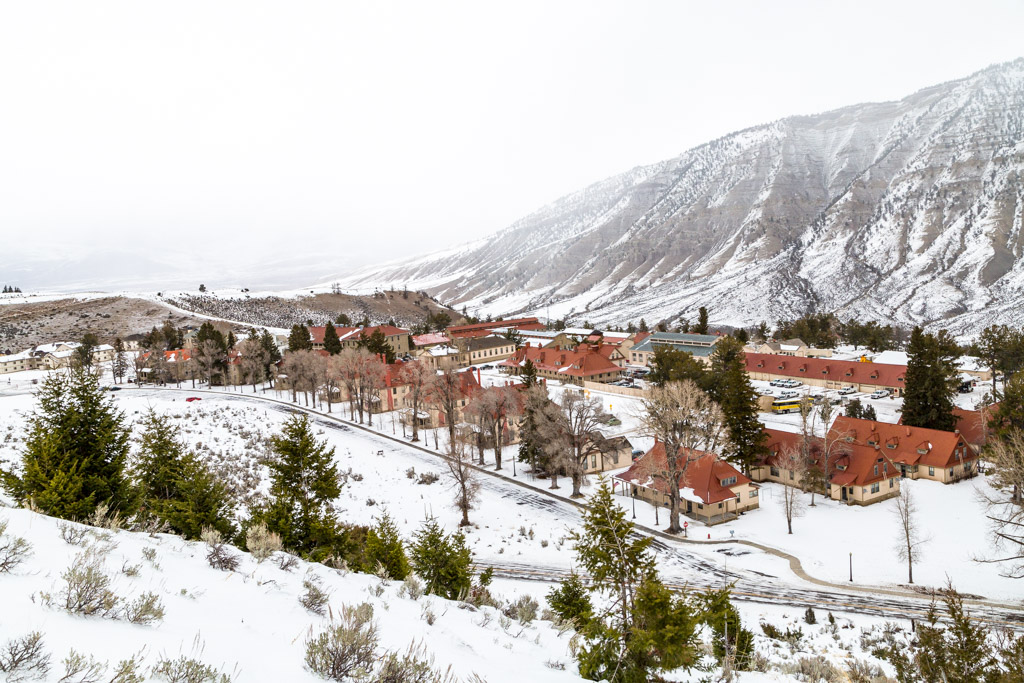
125;386;1024;630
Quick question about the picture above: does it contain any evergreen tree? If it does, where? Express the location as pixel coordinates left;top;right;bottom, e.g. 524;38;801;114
250;415;344;561
638;318;649;333
358;328;396;364
365;510;410;580
845;398;876;421
322;322;343;355
160;320;182;350
694;306;710;335
902;327;960;431
520;358;539;388
701;587;754;670
335;312;351;326
111;338;128;384
260;329;282;365
756;321;770;341
2;368;133;519
991;374;1024;440
133;409;234;540
546;571;593;627
195;321;227;351
571;480;704;682
915;588;994;682
517;384;548;473
287;324;312;352
226;330;237;349
715;354;767;473
409;517;473;600
647;346;706;388
75;332;100;369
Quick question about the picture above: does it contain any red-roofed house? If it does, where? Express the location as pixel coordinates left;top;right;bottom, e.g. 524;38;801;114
831;416;979;484
754;428;901;505
615;443;759;524
952;405;997;451
745;353;907;397
500;345;623;385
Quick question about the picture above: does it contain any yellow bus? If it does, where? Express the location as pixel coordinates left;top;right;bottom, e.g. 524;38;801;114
771;397;810;414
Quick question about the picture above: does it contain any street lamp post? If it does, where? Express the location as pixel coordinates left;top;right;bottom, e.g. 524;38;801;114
849;552;853;582
631;490;636;519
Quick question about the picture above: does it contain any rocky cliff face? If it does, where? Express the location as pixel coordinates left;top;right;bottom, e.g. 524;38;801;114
338;59;1024;335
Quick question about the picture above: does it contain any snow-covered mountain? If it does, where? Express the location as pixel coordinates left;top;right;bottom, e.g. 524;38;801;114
337;59;1024;334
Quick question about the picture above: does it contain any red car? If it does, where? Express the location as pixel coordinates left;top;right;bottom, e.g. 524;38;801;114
185;397;202;403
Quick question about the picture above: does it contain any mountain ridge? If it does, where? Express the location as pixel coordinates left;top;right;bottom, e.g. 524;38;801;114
335;58;1024;335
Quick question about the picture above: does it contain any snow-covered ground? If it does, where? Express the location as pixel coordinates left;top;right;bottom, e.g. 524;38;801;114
0;378;959;681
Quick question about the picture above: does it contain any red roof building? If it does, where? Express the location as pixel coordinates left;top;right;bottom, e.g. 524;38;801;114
745;353;907;396
755;427;902;505
500;344;623;385
830;416;978;484
615;442;759;523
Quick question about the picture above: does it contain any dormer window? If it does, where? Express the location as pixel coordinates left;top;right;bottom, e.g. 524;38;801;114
721;476;737;487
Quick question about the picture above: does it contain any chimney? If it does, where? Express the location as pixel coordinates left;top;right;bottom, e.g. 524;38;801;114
476;368;481;385
905;427;911;436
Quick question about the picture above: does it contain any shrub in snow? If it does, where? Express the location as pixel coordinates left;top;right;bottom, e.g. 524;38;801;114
415;472;439;486
397;574;424;601
804;607;817;624
374;642;452;683
503;595;539;625
0;631;50;682
57;548;120;618
780;655;841;681
60;649;106;683
844;658;888;682
201;528;239;572
364;511;410;581
274;553;299;573
58;521;88;546
152;655;234;683
300;573;331;616
420;603;436;625
304;603;378;681
0;520;31;573
122;591;165;625
244;522;282;562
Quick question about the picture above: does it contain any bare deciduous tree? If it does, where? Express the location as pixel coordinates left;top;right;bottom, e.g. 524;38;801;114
639;380;729;533
894;485;925;583
355;351;386;426
238;338;269;393
978;429;1024;578
429;367;466;449
397;361;436;442
194;339;225;387
445;436;480;527
778;445;807;535
547;392;611;497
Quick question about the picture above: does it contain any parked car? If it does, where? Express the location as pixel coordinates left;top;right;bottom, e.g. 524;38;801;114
759;388;774;396
838;385;856;395
109;386;121;392
480;365;494;370
779;390;800;399
185;397;202;403
869;389;890;399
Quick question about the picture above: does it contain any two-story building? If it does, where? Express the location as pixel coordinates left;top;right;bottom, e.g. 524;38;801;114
628;332;721;367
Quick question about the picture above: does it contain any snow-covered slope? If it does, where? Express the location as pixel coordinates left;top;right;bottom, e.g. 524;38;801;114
336;59;1024;335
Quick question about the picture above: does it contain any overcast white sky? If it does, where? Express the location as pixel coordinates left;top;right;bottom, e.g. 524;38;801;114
1;1;1022;290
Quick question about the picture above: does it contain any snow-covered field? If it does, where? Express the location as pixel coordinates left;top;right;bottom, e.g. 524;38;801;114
0;383;956;681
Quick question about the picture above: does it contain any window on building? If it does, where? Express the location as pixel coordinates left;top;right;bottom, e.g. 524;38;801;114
789;471;794;480
890;478;895;488
871;482;880;494
769;466;779;477
721;476;737;486
750;490;758;498
873;465;878;476
928;466;935;476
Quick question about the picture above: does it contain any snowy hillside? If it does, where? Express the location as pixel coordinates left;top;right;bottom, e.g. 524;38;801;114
336;59;1024;335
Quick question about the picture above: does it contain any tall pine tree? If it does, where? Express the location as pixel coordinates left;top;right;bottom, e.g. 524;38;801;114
902;327;960;431
322;321;342;355
250;414;344;561
3;368;133;519
287;324;312;352
134;409;234;540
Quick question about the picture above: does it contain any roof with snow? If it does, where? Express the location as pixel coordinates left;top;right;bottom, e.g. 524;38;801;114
411;333;450;347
